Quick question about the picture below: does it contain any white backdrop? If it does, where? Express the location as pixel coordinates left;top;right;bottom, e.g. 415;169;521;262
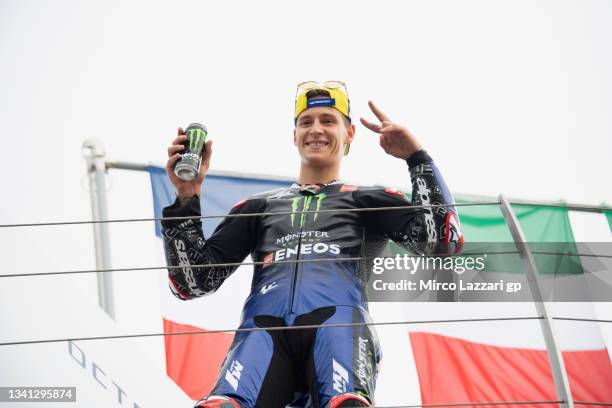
1;0;611;406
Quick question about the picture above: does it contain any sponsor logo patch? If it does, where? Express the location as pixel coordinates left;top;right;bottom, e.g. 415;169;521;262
276;230;329;246
445;211;464;245
356;337;373;388
290;194;326;228
225;360;243;391
307;98;336;108
174;239;206;296
270;242;341;264
332;358;349;393
260;282;278;294
414;178;437;241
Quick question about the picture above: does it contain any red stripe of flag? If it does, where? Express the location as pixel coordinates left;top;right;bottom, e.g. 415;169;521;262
163;318;234;400
410;332;612;407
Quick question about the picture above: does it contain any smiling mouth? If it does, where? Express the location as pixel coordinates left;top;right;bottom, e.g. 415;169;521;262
305;141;330;148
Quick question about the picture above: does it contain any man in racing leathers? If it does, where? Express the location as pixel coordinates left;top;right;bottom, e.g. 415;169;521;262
162;81;463;408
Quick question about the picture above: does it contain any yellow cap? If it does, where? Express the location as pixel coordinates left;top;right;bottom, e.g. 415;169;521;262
294;82;350;123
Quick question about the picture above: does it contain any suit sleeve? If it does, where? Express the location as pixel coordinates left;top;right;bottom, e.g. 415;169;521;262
161;196;263;300
353;150;463;255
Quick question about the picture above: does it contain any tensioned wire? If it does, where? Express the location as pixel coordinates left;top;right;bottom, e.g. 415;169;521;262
375;402;567;407
1;204;609;405
3;242;612;279
1;320;609;408
1;199;610;379
1;200;609;269
376;402;612;407
0;201;612;270
3;198;608;271
0;316;543;346
2;198;608;229
0;254;607;398
1;316;611;347
0;201;501;228
2;198;608;275
1;249;610;279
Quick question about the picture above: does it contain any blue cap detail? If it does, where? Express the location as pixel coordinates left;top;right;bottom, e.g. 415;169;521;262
306;98;336;108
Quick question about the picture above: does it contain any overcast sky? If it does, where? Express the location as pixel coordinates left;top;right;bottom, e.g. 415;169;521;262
1;0;611;399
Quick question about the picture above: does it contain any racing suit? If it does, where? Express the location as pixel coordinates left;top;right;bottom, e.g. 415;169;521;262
161;150;463;408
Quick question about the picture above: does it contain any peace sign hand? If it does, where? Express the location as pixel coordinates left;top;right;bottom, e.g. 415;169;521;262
360;100;423;160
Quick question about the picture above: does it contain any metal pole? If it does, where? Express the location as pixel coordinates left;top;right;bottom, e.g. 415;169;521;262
458;193;609;213
105;160;297;182
83;139;115;320
106;160;610;213
498;194;573;408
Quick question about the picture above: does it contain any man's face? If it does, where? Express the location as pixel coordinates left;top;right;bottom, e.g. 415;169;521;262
293;106;355;167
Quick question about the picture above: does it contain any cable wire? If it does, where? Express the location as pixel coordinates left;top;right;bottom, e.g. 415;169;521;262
376;401;563;408
368;400;612;407
0;316;542;347
377;401;612;407
530;251;612;259
0;257;363;278
2;188;609;405
552;317;612;324
4;198;610;229
0;202;500;228
4;249;612;279
3;315;609;347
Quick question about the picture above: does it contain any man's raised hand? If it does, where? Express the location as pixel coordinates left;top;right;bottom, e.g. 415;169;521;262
360;100;422;159
165;127;213;200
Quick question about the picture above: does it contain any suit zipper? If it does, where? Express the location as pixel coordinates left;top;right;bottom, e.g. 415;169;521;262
288;195;310;312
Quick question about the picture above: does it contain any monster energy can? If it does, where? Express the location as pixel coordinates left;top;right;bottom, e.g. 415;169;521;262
174;123;207;181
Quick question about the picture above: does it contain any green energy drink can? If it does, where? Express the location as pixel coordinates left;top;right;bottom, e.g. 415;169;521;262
174;123;207;181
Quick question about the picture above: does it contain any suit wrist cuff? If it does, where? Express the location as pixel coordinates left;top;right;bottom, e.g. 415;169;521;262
406;149;432;168
162;196;202;228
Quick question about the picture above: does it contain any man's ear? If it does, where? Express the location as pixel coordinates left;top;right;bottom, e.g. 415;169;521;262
345;123;356;145
293;128;297;146
342;123;355;156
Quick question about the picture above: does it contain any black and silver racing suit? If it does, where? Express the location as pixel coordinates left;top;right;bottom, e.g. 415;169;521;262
162;150;463;408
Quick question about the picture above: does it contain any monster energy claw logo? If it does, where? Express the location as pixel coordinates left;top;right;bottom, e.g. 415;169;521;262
187;128;207;152
291;194;326;228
